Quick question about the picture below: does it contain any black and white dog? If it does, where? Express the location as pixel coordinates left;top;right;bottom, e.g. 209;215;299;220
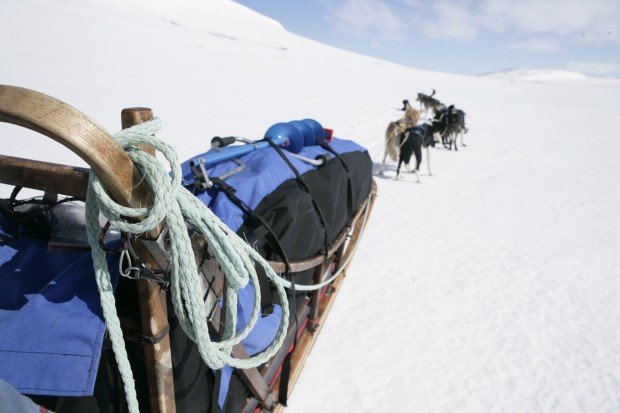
396;121;440;182
434;105;468;150
416;89;445;115
448;107;467;149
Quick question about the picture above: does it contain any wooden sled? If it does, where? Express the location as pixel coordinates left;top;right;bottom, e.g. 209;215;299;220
0;84;377;412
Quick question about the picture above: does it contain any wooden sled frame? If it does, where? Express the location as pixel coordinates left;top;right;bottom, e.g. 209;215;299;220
0;84;377;412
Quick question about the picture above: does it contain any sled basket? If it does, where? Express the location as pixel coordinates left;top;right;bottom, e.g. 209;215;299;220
0;85;377;413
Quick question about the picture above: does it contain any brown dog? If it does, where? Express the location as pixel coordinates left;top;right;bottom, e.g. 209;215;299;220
379;107;420;175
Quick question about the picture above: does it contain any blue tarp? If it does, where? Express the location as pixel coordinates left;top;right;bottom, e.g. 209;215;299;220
0;137;367;402
0;215;119;396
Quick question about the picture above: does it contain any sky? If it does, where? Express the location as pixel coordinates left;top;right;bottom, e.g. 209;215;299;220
234;0;620;77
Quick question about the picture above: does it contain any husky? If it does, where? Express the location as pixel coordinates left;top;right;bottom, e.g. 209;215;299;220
448;107;468;149
396;122;440;182
434;105;468;151
416;89;444;115
380;107;421;174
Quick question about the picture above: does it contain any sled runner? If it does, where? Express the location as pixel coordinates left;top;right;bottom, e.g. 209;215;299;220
0;85;376;412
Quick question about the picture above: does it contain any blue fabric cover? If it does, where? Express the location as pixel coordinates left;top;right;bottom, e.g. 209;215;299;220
0;214;119;396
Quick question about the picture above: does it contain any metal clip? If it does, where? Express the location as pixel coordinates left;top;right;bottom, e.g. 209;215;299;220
119;248;141;280
115;231;171;286
99;221;126;253
134;228;172;285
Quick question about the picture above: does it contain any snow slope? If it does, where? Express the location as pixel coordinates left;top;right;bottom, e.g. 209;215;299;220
2;1;620;412
481;68;588;82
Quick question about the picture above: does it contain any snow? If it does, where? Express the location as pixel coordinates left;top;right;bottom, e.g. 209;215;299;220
2;1;620;412
482;68;588;81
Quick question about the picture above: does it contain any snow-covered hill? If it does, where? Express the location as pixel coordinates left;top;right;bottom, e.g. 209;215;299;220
481;68;588;81
2;1;620;412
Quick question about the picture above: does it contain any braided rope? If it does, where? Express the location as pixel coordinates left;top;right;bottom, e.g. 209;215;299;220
85;119;289;413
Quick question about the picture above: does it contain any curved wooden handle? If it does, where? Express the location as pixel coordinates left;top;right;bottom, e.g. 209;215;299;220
0;84;147;207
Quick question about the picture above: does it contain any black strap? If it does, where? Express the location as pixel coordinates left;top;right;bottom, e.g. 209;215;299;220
125;325;171;346
319;142;354;224
277;263;298;407
278;342;293;406
265;139;330;258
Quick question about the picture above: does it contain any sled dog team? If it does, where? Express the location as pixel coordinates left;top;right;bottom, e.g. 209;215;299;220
380;90;468;182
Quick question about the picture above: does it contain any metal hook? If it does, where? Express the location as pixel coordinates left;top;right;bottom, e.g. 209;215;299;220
99;221;126;253
119;248;141;279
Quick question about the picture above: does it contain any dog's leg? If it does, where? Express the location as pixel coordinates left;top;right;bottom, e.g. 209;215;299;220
433;132;441;147
380;150;388;174
426;145;433;176
415;147;422;172
461;131;466;147
413;142;422;183
454;133;458;151
395;159;403;180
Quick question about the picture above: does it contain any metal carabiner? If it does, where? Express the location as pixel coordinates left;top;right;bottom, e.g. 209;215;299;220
119;248;141;280
99;221;127;254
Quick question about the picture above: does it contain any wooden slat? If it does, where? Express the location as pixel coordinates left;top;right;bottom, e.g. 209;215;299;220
120;108;176;413
0;154;89;198
232;345;275;410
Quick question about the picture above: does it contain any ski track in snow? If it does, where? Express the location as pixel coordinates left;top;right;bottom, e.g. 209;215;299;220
2;1;620;412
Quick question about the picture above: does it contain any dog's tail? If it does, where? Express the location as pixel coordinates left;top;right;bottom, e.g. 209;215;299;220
385;122;401;162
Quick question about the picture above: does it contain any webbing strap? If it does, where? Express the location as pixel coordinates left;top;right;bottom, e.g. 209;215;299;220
265;139;330;258
320;142;354;224
278;346;293;406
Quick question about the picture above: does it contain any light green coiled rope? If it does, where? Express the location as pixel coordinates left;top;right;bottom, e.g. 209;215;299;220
85;119;289;413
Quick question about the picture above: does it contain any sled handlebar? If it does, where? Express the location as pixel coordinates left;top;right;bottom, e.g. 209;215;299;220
196;119;330;171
